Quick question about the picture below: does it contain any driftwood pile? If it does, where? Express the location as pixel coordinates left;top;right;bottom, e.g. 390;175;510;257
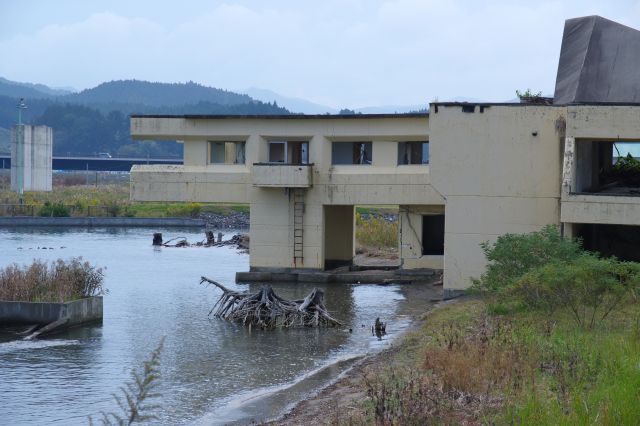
154;232;249;251
200;276;342;329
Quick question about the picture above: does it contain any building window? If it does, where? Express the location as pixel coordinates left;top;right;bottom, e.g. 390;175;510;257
422;214;444;255
574;140;640;195
267;141;309;164
209;141;245;164
331;142;372;165
398;141;429;165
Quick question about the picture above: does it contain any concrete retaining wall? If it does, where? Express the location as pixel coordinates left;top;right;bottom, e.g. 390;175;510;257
0;217;205;227
0;296;103;327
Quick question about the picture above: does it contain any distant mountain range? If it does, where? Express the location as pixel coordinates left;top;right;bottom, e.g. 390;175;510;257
244;87;432;114
0;76;481;157
0;78;290;156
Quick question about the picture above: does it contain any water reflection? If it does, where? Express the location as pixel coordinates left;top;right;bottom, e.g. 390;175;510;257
0;228;406;425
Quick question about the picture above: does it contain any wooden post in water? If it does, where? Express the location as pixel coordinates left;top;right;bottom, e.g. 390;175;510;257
205;231;215;244
153;233;163;246
217;232;223;243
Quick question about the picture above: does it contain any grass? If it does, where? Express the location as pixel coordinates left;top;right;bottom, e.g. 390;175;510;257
355;212;398;252
0;182;249;218
0;258;104;302
339;298;640;425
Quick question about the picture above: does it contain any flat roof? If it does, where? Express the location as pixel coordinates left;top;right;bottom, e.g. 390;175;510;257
432;101;640;107
130;113;429;119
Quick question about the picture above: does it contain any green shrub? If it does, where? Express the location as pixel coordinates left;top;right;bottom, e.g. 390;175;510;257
473;225;640;327
471;225;581;296
38;201;70;217
513;254;640;327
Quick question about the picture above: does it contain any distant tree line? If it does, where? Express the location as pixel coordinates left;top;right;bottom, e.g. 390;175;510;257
0;79;291;157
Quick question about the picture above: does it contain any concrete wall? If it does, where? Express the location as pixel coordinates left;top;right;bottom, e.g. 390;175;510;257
131;116;440;272
10;125;52;192
133;108;640;292
429;105;566;291
559;106;640;229
252;164;313;188
399;205;445;269
0;296;102;327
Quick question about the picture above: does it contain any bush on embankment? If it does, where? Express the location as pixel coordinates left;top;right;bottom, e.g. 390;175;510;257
472;225;640;327
0;257;104;302
340;226;640;425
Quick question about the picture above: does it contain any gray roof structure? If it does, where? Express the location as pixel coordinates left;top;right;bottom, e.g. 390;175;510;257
554;16;640;104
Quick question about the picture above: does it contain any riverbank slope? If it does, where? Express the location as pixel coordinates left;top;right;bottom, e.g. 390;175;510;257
274;297;640;424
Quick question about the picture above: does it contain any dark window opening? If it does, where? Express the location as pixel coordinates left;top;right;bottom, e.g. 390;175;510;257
267;141;309;164
332;142;372;165
576;224;640;262
575;140;640;196
461;105;475;113
209;141;245;164
422;214;445;255
398;142;429;165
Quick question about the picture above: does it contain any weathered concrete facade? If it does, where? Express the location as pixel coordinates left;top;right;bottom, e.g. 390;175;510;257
129;104;640;294
131;115;442;272
10;125;53;192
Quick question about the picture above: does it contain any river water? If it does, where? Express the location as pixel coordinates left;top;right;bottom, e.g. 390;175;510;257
0;227;421;425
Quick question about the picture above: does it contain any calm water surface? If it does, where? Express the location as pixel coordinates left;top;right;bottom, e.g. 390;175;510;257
0;227;413;425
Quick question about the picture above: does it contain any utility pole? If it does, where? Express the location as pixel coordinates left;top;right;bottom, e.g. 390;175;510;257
16;98;27;202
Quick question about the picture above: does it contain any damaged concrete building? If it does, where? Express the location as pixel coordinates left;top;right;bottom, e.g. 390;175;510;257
129;16;640;297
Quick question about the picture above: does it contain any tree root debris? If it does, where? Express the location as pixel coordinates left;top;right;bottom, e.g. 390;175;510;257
200;276;342;329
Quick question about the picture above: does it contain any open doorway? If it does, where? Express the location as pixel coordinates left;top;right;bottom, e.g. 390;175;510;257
421;214;445;255
323;205;355;269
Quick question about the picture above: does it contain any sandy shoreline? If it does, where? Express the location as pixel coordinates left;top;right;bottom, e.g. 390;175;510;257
265;281;446;425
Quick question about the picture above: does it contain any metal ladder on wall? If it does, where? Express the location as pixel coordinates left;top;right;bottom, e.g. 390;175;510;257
293;189;305;266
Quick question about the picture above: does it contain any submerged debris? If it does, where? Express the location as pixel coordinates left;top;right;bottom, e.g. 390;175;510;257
200;276;342;329
154;232;249;251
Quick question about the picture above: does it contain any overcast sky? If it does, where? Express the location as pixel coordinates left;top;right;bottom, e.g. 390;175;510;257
2;1;640;108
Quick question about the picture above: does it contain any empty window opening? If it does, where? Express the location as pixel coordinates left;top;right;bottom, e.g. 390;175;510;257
332;142;372;165
421;214;444;255
269;141;286;162
209;141;245;164
576;224;640;262
398;142;429;165
575;140;640;195
267;141;309;164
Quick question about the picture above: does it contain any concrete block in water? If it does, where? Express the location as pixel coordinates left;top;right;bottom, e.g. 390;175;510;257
0;296;103;337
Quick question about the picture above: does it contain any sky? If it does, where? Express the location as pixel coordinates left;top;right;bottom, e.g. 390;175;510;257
2;0;640;109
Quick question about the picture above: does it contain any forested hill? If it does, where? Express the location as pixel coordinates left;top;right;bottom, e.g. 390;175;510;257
67;80;254;108
0;78;290;157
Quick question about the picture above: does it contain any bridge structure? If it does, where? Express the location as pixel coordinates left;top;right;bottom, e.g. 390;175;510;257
0;155;182;172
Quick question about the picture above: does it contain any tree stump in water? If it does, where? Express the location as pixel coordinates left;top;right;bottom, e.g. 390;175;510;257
152;233;163;246
200;276;342;329
205;231;215;244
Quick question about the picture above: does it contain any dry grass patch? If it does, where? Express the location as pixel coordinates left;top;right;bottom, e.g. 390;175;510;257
0;257;104;302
